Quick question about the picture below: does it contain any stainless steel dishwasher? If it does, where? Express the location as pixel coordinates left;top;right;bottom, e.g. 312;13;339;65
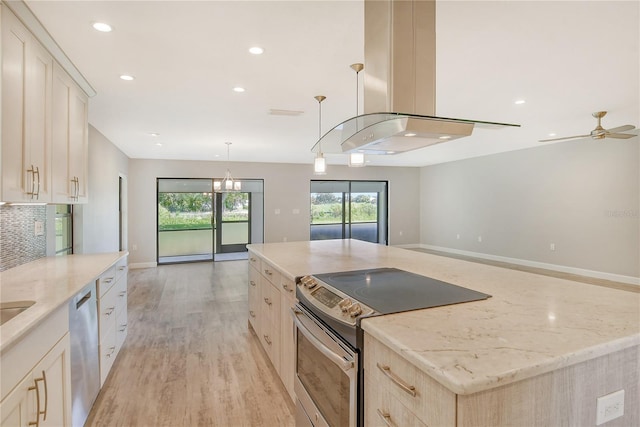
69;282;100;427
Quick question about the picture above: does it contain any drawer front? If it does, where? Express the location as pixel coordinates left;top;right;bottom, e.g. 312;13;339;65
366;388;428;427
364;334;456;426
248;252;261;270
97;265;117;298
261;260;281;286
99;326;117;386
115;258;128;282
98;285;119;339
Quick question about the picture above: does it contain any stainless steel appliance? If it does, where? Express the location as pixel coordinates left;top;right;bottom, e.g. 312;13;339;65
69;282;100;427
293;267;491;427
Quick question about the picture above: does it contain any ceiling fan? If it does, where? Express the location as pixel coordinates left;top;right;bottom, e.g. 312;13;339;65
539;111;637;142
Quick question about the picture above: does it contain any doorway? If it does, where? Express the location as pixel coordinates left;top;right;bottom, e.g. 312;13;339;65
310;180;388;244
157;178;264;264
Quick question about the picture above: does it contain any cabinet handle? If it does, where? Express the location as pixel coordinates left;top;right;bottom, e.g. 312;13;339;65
250;257;256;262
119;324;127;332
118;266;127;271
282;283;294;293
104;277;114;284
377;363;417;397
27;165;36;199
263;297;272;306
119;291;127;297
376;409;397;427
105;307;115;316
106;346;116;358
264;269;272;276
28;377;41;426
34;166;40;199
263;335;272;345
250;280;256;287
75;177;80;199
249;310;256;318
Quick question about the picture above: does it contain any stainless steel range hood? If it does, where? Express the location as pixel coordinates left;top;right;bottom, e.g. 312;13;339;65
312;0;519;156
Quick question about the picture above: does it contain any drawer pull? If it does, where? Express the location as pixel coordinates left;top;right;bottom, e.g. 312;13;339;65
250;257;256;262
119;291;127;297
106;346;116;358
263;335;272;345
264;269;273;276
377;363;417;397
118;266;127;271
264;297;272;306
376;409;397;427
119;324;128;332
105;307;115;316
250;280;257;287
282;283;294;293
249;310;256;318
103;277;114;284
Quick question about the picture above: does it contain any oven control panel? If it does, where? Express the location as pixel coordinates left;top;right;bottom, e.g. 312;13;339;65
297;275;375;325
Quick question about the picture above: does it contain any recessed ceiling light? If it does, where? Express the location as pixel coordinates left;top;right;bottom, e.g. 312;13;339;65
514;99;526;105
249;46;264;55
120;75;135;81
155;142;162;147
92;22;112;32
148;132;160;137
439;135;451;140
548;132;556;137
233;86;245;93
404;133;417;137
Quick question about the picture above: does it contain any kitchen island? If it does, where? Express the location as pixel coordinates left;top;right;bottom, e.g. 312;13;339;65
247;239;639;426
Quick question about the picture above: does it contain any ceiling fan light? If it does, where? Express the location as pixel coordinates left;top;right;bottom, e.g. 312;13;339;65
348;152;365;167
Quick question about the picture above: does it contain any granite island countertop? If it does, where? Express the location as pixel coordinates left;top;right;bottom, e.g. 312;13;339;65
0;252;128;353
247;240;640;395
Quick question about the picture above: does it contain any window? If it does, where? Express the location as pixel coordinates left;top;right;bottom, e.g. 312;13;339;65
55;205;73;255
310;180;388;244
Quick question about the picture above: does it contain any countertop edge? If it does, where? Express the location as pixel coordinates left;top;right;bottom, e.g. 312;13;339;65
0;252;128;354
361;320;640;395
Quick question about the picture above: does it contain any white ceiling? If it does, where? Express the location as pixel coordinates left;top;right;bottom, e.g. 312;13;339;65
25;0;639;167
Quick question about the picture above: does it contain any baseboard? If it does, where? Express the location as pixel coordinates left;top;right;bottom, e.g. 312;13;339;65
129;262;157;269
397;244;640;286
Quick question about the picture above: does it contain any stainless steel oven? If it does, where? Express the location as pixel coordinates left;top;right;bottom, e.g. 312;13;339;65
292;268;491;427
292;303;358;427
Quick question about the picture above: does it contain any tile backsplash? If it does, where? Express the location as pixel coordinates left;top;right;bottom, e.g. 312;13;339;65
0;205;47;271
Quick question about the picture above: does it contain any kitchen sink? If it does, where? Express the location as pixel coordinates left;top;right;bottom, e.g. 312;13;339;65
0;301;35;326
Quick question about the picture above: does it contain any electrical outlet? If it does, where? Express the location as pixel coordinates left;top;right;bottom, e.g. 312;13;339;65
550;243;556;251
596;389;624;425
132;244;138;251
34;221;44;236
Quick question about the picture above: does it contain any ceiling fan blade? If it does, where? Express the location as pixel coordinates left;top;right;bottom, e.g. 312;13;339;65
605;133;635;139
605;125;635;133
538;134;591;142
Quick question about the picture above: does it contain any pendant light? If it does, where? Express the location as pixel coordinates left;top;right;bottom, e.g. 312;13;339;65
314;95;327;175
215;142;241;192
348;63;366;167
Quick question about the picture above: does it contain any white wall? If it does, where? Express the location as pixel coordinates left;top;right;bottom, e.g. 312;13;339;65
127;159;420;267
74;125;129;254
420;137;639;282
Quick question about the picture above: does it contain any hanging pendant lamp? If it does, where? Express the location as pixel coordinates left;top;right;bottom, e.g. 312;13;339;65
215;142;241;192
314;95;327;175
348;63;366;167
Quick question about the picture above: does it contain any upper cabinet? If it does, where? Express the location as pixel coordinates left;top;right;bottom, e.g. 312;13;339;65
1;4;90;204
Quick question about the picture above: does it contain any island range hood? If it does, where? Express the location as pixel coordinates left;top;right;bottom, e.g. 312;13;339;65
312;0;519;156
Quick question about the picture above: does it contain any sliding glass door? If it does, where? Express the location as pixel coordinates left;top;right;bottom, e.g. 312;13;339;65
310;180;388;244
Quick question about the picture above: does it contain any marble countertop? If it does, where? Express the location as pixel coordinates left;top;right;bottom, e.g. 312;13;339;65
248;240;640;395
0;252;128;353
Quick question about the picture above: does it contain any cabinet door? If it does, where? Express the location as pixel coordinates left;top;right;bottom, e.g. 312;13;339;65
1;8;30;201
1;8;52;202
67;83;88;203
32;334;72;427
0;373;34;427
279;286;296;402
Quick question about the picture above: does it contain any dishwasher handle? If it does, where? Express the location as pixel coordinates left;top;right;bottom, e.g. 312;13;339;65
76;291;92;310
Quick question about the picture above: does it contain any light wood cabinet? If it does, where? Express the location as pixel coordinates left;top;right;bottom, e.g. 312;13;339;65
51;62;88;203
1;5;89;204
0;306;71;427
1;6;53;202
96;257;128;386
247;250;296;403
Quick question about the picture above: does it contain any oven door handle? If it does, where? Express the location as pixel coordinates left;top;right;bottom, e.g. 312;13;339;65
291;308;354;373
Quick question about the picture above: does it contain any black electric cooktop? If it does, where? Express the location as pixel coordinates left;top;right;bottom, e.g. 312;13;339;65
313;267;491;315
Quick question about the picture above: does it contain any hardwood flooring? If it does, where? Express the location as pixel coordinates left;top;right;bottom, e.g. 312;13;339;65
87;261;295;427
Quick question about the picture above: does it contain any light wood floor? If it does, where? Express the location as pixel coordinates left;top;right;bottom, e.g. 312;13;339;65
87;261;295;427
